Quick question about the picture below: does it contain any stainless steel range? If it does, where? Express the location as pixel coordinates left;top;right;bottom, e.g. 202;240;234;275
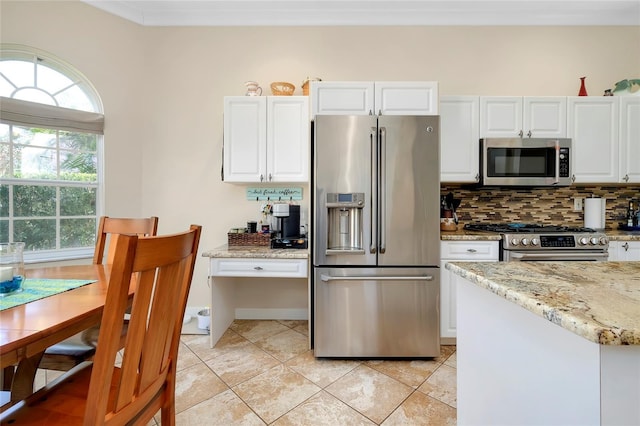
464;223;609;261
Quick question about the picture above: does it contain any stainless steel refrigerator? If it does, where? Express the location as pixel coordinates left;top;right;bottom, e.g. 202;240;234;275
312;115;441;358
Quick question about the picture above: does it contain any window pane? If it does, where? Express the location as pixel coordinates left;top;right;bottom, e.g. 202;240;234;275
13;185;56;216
59;131;96;151
14;146;57;179
37;63;74;95
60;187;96;215
14;127;56;148
60;151;97;180
0;185;7;217
13;88;56;105
14;219;56;250
0;143;8;178
55;84;93;111
61;218;95;248
0;60;34;89
0;220;7;241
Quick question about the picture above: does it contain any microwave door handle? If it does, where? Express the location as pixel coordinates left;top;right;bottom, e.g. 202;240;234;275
370;127;377;254
379;126;386;254
554;140;560;185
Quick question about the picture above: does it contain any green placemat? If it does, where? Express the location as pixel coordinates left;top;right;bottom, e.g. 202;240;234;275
0;278;96;311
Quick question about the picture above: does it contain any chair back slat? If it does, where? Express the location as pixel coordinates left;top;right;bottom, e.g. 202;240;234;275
84;225;201;425
94;216;159;265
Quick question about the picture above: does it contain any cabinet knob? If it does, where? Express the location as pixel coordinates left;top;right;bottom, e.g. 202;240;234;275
623;243;630;251
571;174;576;182
518;130;523;137
254;266;264;271
475;173;480;182
268;173;273;181
526;130;532;138
260;174;264;182
623;174;630;182
467;248;477;253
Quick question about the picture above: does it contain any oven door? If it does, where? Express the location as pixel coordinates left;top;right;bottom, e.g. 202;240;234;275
481;138;571;186
504;250;609;262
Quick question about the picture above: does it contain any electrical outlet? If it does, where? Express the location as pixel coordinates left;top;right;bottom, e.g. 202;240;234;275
574;197;583;212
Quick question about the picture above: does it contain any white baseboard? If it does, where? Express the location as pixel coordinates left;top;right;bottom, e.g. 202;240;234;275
235;308;308;320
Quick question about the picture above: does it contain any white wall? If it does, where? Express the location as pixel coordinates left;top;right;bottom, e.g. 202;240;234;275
2;1;639;308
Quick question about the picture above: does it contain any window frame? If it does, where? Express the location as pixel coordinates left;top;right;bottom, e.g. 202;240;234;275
0;44;104;263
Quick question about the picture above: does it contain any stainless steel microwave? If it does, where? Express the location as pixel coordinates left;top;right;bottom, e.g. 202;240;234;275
480;138;572;187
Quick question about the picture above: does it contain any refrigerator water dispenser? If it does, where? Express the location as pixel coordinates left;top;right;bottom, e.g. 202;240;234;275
326;193;364;254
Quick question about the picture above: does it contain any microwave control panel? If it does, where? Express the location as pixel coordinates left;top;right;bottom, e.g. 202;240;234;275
559;148;570;177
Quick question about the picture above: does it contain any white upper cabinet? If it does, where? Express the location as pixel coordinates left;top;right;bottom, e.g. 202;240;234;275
619;97;640;183
567;97;619;184
440;96;480;183
311;81;438;116
223;96;309;183
480;96;566;138
311;81;374;116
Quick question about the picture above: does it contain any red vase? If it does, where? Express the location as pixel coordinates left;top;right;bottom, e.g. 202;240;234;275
578;76;588;96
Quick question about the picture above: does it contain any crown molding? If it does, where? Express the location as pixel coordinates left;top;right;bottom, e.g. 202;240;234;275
82;1;640;26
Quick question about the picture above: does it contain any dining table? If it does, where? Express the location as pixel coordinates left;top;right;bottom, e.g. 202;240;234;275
0;263;135;406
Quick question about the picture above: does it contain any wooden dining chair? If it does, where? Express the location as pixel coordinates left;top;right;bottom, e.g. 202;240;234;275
0;224;202;425
38;216;159;372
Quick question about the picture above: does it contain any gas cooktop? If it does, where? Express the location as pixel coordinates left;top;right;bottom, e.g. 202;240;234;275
464;223;596;234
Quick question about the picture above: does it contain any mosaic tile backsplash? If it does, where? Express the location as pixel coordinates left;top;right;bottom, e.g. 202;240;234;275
441;185;640;229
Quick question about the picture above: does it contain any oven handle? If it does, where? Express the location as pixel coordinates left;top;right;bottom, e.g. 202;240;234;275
508;251;609;261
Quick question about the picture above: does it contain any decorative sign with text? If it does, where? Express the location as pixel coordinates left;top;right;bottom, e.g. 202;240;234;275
246;187;303;201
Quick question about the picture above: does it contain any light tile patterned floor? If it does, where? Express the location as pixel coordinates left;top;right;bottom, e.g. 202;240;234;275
37;319;457;425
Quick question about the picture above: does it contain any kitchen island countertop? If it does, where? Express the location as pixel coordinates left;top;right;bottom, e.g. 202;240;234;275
446;260;640;345
202;244;308;259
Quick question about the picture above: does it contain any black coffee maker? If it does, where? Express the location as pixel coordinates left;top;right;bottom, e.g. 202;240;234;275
271;205;307;249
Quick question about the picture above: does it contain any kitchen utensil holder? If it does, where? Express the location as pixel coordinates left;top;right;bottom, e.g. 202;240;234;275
228;232;271;247
270;82;295;96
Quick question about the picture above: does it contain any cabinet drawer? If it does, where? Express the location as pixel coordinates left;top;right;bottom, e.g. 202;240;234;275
441;241;499;260
211;258;308;278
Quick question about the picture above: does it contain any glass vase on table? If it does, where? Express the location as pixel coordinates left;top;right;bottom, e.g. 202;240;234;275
0;242;25;296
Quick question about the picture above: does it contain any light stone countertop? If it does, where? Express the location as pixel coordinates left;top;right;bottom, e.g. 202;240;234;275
202;244;309;259
445;261;640;345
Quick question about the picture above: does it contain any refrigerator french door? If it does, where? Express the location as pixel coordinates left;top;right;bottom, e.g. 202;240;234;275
312;115;441;357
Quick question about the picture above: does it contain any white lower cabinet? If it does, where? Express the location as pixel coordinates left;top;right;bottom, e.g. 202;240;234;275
608;241;640;261
440;240;499;341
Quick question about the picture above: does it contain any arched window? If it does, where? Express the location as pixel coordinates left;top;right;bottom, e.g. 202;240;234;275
0;45;104;262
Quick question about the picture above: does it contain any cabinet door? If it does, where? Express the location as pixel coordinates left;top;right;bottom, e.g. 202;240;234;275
223;96;266;182
440;241;499;340
374;81;439;115
440;260;458;339
480;97;523;137
440;96;480;183
523;97;567;138
568;97;619;183
267;97;310;182
610;241;640;261
620;97;640;183
310;81;374;116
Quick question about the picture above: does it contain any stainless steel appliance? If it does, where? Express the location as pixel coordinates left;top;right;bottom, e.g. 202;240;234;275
481;138;572;186
464;223;609;261
313;115;441;358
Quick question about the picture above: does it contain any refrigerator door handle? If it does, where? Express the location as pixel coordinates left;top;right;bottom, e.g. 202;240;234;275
369;127;377;254
320;274;434;282
379;126;386;254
